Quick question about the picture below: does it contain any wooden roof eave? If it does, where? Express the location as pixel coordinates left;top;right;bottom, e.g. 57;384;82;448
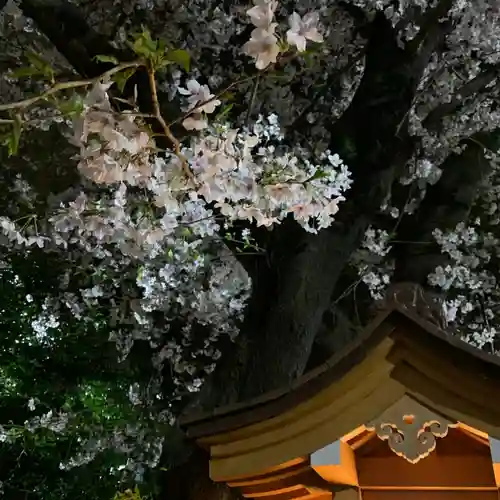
179;306;500;481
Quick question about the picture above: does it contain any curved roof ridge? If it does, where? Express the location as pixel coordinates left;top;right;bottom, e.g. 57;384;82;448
180;305;500;439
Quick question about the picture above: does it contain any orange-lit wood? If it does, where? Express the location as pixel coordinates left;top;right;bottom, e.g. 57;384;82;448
341;426;367;444
346;430;377;451
210;376;405;479
362;492;498;500
357;456;496;488
458;422;489;440
362;487;499;491
333;489;360;500
312;441;358;487
217;458;308;483
355;426;495;490
493;464;500;487
204;421;500;500
227;466;311;488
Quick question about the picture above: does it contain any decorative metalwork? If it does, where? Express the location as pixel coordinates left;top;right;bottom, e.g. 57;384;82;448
365;395;456;464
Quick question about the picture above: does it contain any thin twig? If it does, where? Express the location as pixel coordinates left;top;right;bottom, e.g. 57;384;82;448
0;61;142;113
246;75;260;124
169;73;258;127
146;63;195;184
169;53;296;127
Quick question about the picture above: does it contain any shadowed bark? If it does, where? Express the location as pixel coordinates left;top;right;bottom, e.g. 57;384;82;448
393;130;500;285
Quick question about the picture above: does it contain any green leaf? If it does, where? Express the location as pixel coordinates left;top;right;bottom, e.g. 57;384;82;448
278;40;289;52
308;169;328;181
10;116;22;156
220;91;236;101
9;52;54;81
8;66;41;79
112;67;137;93
302;52;316;67
25;51;54;81
93;54;120;65
1;116;22;157
166;49;191;72
58;94;85;117
155;59;173;71
129;27;158;58
215;103;233;121
25;51;49;70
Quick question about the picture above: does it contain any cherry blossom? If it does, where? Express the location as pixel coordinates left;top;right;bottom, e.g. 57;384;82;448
286;12;324;52
177;79;221;114
242;25;280;69
246;0;278;29
182;113;208;131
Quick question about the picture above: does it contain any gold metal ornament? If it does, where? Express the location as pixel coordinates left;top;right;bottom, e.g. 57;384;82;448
365;395;456;463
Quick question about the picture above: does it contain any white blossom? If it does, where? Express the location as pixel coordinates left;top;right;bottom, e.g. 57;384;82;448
242;25;280;69
246;0;278;29
286;11;323;52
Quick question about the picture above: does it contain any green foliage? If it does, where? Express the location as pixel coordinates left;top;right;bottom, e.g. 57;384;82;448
114;486;147;500
128;27;191;72
0;257;157;499
0;115;23;156
215;103;234;121
112;67;138;93
94;54;121;65
165;49;191;72
9;50;55;83
57;94;85;118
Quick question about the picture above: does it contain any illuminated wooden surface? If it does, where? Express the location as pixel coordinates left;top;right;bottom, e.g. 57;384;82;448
180;306;500;500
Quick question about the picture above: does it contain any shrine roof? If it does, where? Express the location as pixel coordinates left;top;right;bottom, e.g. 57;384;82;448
180;304;500;440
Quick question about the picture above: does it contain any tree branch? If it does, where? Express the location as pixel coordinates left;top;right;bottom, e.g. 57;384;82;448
407;0;454;54
0;61;141;112
424;65;500;129
392;129;500;285
146;64;195;183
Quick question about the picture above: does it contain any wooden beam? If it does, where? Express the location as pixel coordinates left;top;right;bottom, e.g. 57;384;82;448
311;441;359;487
333;488;361;500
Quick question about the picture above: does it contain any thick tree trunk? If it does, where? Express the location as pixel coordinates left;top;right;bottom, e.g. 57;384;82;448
163;447;242;500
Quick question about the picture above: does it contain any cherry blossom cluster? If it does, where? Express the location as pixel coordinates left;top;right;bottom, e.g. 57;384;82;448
243;0;323;69
428;221;500;348
351;227;394;300
72;82;155;186
0;73;351;408
178;119;352;233
178;79;221;131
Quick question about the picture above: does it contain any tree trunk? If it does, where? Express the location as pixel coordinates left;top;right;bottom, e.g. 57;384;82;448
163;447;242;500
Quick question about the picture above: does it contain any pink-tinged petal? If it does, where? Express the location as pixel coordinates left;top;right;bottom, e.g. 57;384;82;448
182;114;208;130
287;31;307;52
306;28;323;43
186;79;201;93
303;11;320;26
288;12;302;31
